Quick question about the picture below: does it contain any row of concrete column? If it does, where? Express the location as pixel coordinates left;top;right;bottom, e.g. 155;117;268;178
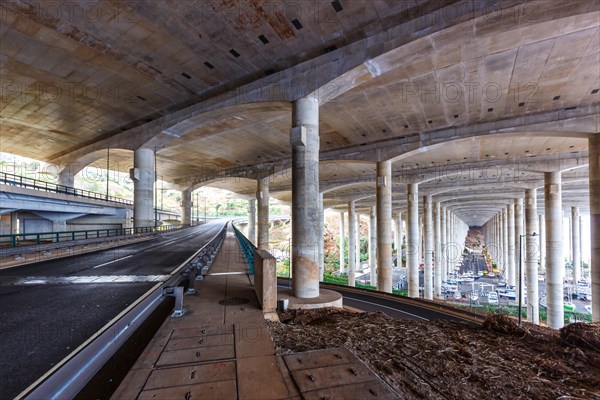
336;188;468;300
482;170;594;329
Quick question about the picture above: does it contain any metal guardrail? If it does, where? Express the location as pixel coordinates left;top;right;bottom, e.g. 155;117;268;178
0;171;133;205
0;226;177;248
232;223;256;275
17;222;228;400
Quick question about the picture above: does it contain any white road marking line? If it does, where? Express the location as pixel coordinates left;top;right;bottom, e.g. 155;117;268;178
92;255;133;269
343;297;429;321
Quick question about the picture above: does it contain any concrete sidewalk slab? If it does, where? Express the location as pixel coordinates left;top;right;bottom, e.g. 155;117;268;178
111;227;293;400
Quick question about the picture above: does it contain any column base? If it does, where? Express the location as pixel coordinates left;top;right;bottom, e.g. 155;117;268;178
277;288;343;309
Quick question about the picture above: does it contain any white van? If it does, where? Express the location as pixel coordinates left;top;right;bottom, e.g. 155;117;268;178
487;291;499;304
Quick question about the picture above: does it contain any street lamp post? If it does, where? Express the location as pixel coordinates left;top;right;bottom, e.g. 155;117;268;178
518;232;536;326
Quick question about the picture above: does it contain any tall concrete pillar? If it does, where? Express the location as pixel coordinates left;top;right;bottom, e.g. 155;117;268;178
589;134;600;322
447;210;453;277
318;192;325;281
181;188;192;226
423;195;433;300
441;206;447;282
407;183;419;297
369;207;377;287
525;189;540;324
132;148;155;228
339;212;345;274
515;197;524;300
257;177;270;251
348;201;356;287
58;164;76;187
393;214;400;259
539;214;546;273
545;171;564;329
291;97;320;298
502;209;508;280
496;213;501;268
571;206;581;286
507;203;515;287
434;201;442;298
419;216;424;259
568;213;573;263
248;199;256;244
376;160;392;293
397;212;404;267
355;213;361;274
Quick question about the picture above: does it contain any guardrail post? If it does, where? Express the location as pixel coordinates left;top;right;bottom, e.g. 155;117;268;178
186;267;199;294
163;286;185;317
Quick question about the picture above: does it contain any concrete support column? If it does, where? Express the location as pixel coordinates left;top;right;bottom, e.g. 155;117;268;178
339;212;345;274
589;134;600;322
572;206;581;286
291;97;320;298
419;216;424;260
441;207;447;282
447;210;453;278
539;214;546;273
348;201;356;287
515;197;524;300
507;203;515;287
502;209;508;280
497;213;501;268
58;165;76;187
132;148;155;228
393;215;400;259
434;201;442;298
248;199;256;244
52;220;67;232
181;189;192;226
355;214;361;274
369;207;377;287
407;183;419;297
423;195;433;300
376;160;392;293
397;212;404;267
525;189;540;324
257;177;270;251
545;171;564;329
568;213;573;263
318;192;325;281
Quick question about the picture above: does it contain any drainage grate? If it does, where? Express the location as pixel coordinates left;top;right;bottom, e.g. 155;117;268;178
219;297;249;306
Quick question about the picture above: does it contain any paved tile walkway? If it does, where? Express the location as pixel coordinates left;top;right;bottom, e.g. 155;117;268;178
111;226;293;400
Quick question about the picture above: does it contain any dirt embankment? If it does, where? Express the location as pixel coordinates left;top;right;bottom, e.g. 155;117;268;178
268;309;600;399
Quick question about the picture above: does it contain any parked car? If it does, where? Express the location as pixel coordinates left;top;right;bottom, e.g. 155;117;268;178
488;291;499;304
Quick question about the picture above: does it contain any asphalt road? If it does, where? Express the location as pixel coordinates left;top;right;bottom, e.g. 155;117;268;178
0;220;226;399
331;286;463;322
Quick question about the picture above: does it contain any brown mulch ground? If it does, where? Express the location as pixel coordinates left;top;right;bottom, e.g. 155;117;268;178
267;309;600;400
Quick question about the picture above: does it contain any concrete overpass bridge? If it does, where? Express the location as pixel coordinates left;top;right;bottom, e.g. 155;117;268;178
0;173;181;235
1;0;598;332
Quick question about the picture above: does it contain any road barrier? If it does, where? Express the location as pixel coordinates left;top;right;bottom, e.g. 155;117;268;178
232;223;256;275
1;171;132;205
0;225;177;249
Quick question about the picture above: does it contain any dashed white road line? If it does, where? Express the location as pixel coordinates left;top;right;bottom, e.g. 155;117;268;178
92;255;133;269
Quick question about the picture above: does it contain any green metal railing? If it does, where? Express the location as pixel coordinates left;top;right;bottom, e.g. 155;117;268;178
232;224;256;275
0;225;177;248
